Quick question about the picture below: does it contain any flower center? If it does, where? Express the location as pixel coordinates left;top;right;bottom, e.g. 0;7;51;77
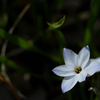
75;67;82;74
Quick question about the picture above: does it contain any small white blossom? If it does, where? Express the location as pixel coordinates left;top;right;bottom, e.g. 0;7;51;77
52;46;100;93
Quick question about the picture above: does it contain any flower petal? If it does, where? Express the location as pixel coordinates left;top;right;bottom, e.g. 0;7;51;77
96;57;100;63
91;57;100;63
63;48;77;66
61;76;77;93
90;57;100;72
75;70;87;82
77;45;90;68
52;65;75;77
85;60;100;76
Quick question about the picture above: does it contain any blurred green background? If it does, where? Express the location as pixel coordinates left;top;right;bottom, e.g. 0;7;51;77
0;0;100;100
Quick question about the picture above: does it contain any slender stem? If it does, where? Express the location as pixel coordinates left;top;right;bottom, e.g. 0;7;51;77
0;3;31;99
9;4;30;34
1;3;30;73
1;3;30;57
0;73;20;100
87;78;100;99
92;87;100;99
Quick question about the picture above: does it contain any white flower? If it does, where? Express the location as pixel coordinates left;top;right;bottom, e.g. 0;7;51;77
52;46;100;93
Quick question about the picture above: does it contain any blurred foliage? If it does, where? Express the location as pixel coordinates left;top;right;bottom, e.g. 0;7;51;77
0;0;100;100
47;16;65;29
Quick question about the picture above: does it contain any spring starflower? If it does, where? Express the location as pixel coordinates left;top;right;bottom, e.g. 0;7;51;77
52;46;100;93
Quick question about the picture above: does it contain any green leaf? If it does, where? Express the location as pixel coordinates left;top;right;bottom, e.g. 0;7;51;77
95;97;99;100
0;28;39;52
0;28;60;63
47;15;65;29
0;55;27;72
0;55;49;79
0;13;8;28
84;0;100;44
54;29;66;52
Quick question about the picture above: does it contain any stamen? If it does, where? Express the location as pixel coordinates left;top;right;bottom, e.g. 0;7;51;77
75;67;82;74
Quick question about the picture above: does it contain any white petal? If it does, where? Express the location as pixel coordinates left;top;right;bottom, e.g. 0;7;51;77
61;76;77;93
91;57;100;63
77;45;90;68
75;70;87;82
85;60;100;76
52;65;75;77
63;48;77;66
91;57;100;72
96;57;100;63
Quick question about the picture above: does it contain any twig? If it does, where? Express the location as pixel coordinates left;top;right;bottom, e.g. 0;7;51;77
0;3;31;100
89;86;100;99
1;3;30;74
0;73;20;100
93;87;100;99
87;78;100;99
1;3;30;57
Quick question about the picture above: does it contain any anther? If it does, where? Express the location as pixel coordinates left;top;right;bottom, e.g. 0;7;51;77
75;67;82;74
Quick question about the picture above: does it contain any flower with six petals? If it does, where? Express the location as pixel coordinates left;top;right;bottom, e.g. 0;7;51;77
52;46;100;93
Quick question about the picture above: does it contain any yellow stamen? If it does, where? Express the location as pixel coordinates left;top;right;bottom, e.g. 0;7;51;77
75;67;82;74
77;67;81;70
